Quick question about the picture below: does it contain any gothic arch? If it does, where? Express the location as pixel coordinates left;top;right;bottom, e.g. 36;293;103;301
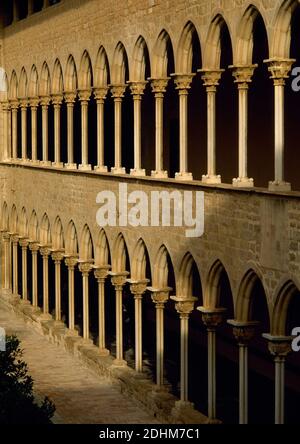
112;233;129;272
65;220;78;255
152;244;173;289
203;14;232;68
40;213;52;245
177;252;201;298
152;29;174;78
176;21;201;73
28;210;39;241
40;62;51;96
131;238;149;280
1;202;9;231
78;50;93;89
204;259;233;308
79;224;93;260
272;277;300;335
271;0;299;58
131;36;150;81
10;204;18;233
94;46;110;87
235;267;268;321
52;216;64;250
94;228;110;266
19;207;28;237
111;42;129;84
9;71;18;100
65;55;78;92
28;65;39;98
52;59;64;94
18;67;28;98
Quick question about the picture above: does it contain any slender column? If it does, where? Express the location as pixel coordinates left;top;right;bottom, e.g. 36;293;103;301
10;100;19;160
2;232;12;290
265;58;295;191
228;320;258;424
40;245;52;319
150;78;169;178
11;234;19;295
93;87;108;172
29;241;39;307
110;85;126;174
51;249;65;322
64;255;78;332
110;271;129;366
171;74;195;180
28;0;34;15
43;0;50;8
128;81;147;176
263;334;291;424
198;307;226;422
93;265;111;354
29;98;39;163
230;65;257;187
1;102;11;161
171;296;197;406
20;99;28;161
128;279;149;371
51;94;63;168
12;0;18;22
64;92;77;169
199;69;224;184
148;287;172;386
78;90;91;171
78;260;94;341
40;96;51;165
19;238;29;302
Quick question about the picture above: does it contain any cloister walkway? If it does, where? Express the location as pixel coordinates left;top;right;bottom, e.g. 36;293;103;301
0;301;158;424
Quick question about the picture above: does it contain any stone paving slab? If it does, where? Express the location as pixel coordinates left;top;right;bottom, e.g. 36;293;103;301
0;304;159;424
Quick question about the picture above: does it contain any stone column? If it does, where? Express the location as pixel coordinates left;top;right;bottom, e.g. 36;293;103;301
228;320;258;424
150;78;169;178
171;296;197;405
28;0;34;15
11;234;19;296
230;65;257;187
110;85;126;174
93;87;108;172
64;92;77;169
12;0;18;22
110;271;129;365
20;99;28;161
128;279;149;371
10;100;19;160
78;90;91;170
129;81;147;176
29;241;39;307
148;287;172;386
40;245;52;319
64;255;78;332
265;58;295;191
51;249;65;322
93;265;111;354
43;0;50;8
263;334;291;424
29;98;39;163
198;306;226;422
52;94;63;168
19;237;29;303
40;96;51;165
2;232;12;290
172;73;195;180
78;260;94;341
199;69;224;184
1;102;11;161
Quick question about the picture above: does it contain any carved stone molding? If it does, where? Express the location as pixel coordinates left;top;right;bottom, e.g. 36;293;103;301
171;73;195;91
230;64;257;88
93;87;109;101
29;241;40;253
51;249;65;263
127;278;150;297
263;334;292;358
148;286;172;308
40;245;52;257
51;94;63;106
29;97;40;108
197;307;226;329
78;260;94;275
93;264;111;282
171;296;197;318
198;69;224;91
64;92;77;104
64;255;78;269
149;77;170;95
78;89;91;103
19;237;29;249
110;271;129;289
264;58;295;85
227;319;259;345
39;96;51;107
129;81;147;97
110;84;126;99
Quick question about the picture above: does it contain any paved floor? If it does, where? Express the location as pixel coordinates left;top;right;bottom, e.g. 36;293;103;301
0;304;158;424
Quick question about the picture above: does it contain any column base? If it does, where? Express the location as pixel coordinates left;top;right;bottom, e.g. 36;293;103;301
53;320;65;328
151;170;168;178
202;174;221;184
268;181;291;192
66;328;79;336
39;312;53;321
111;166;126;175
94;165;108;173
64;163;77;170
40;160;52;167
79;338;94;346
52;162;64;168
175;171;193;181
171;400;195;418
99;347;110;356
112;358;127;367
130;168;146;177
19;299;31;305
29;159;40;166
232;177;254;188
79;164;92;171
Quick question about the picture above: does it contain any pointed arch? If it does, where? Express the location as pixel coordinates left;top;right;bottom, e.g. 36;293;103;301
235;267;268;321
29;210;39;241
52;216;64;250
204;259;232;309
131;238;150;280
0;68;8;96
94;46;110;87
152;29;174;78
79;224;93;260
19;207;28;237
10;205;18;233
9;71;18;100
203;14;232;68
272;278;300;335
1;202;9;231
52;59;64;94
152;244;174;289
40;213;52;245
131;36;150;81
112;233;129;272
78;50;93;89
94;228;110;266
271;0;298;58
18;67;28;98
177;252;201;298
176;21;201;73
65;220;78;255
111;42;129;84
65;55;78;92
40;62;51;96
28;65;39;97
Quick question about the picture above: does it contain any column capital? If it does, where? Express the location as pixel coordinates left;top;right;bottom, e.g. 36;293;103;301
19;237;29;249
148;286;172;307
64;91;77;103
78;259;94;275
197;306;226;329
29;97;40;108
149;77;170;94
78;89;91;102
227;319;259;345
171;296;197;318
171;73;195;90
262;334;292;358
198;69;224;91
264;58;295;85
127;278;150;297
29;241;40;252
39;96;51;107
40;245;52;257
19;98;29;108
93;87;109;101
1;101;11;111
51;249;65;263
11;233;20;244
51;94;63;106
110;271;130;288
93;264;111;281
128;80;147;97
229;64;257;88
110;84;126;99
64;254;78;269
9;99;19;110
